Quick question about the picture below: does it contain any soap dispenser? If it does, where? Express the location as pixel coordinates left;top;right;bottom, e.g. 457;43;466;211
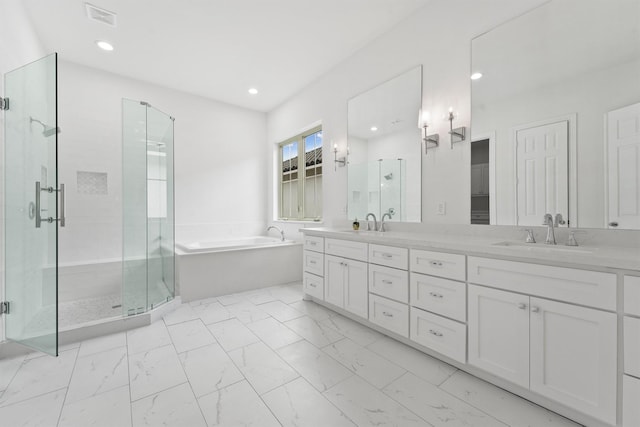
352;218;360;230
566;231;578;246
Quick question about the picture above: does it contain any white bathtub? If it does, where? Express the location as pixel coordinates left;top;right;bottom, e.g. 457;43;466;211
176;236;295;253
176;236;303;302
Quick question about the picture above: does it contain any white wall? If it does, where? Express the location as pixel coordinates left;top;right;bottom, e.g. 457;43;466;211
57;60;268;268
267;0;548;234
0;0;46;342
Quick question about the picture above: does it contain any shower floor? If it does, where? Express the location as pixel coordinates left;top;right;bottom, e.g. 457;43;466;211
24;280;173;333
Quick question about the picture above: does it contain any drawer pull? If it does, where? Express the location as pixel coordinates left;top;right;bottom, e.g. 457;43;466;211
429;292;443;298
428;329;443;337
517;303;527;310
531;306;540;313
309;241;317;246
382;311;394;318
382;279;393;285
309;283;317;288
382;253;393;259
429;261;443;267
309;260;317;265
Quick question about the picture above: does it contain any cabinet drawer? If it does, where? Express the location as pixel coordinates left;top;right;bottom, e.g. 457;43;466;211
369;244;408;270
303;272;324;300
410;307;466;364
325;238;368;262
625;316;640;377
410;273;466;322
369;294;409;337
303;250;324;276
468;257;616;311
624;375;640;427
625;276;640;317
303;235;324;253
369;264;408;303
410;249;465;282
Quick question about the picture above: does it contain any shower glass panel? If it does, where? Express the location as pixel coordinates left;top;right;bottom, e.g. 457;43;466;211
4;53;59;355
122;99;174;315
347;158;406;222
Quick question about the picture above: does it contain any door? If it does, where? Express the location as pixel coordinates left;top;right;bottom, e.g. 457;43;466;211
4;53;60;355
468;285;529;387
515;120;568;226
607;102;640;229
324;255;345;308
343;259;368;318
529;297;617;424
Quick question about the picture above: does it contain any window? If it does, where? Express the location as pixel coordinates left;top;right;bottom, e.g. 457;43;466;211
278;125;322;220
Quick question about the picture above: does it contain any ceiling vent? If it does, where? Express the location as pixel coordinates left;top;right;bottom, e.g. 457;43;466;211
85;3;117;27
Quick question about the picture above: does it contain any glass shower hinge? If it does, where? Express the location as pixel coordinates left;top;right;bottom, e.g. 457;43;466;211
0;301;10;315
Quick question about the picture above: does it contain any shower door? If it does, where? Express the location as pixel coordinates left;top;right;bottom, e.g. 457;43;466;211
4;53;60;356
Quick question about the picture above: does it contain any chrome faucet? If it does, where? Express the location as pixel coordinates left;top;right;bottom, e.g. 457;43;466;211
267;225;285;242
380;212;392;232
542;214;556;245
365;213;377;231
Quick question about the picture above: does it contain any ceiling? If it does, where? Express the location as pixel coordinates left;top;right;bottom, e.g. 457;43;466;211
23;0;431;112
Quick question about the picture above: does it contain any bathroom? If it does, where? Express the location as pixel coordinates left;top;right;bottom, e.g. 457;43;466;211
1;0;639;426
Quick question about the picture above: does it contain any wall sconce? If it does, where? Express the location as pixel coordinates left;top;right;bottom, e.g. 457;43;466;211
419;111;439;154
447;107;466;147
333;143;346;170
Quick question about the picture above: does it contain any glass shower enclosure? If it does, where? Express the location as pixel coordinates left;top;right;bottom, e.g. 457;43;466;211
122;99;175;316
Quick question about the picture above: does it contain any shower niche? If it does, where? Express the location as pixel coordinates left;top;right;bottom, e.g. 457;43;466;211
122;99;175;315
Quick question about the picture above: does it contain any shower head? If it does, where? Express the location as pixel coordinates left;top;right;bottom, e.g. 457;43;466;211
30;117;61;137
383;172;393;180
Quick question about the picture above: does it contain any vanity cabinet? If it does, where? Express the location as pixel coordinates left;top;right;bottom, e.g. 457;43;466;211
303;236;324;299
623;275;640;427
324;254;368;318
469;283;617;424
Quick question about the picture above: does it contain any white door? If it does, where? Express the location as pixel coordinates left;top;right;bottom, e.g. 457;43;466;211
344;259;368;318
468;285;530;388
529;297;617;425
607;102;640;229
516;121;569;226
324;255;345;308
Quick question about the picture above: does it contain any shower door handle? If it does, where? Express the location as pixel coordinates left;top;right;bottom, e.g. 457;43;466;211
35;181;66;228
59;183;65;227
35;181;42;228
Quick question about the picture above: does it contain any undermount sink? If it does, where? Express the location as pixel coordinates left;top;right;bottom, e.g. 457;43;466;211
343;229;387;237
492;241;594;254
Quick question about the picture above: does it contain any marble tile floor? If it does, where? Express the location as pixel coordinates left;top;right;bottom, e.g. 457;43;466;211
0;282;582;427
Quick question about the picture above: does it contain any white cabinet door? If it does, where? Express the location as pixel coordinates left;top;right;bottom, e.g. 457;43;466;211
624;375;640;427
529;297;617;425
324;255;345;308
468;285;529;388
344;259;368;318
607;102;640;230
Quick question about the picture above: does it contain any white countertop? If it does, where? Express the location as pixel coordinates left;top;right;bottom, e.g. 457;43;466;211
301;228;640;272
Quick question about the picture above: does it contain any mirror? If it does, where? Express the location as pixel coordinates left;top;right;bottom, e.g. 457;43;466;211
471;0;640;229
347;66;422;224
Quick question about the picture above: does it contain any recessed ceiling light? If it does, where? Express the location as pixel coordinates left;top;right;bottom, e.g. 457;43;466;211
248;88;258;95
470;72;483;80
95;40;114;51
371;126;378;131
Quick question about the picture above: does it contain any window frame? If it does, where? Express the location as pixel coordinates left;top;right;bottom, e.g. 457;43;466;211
277;125;323;221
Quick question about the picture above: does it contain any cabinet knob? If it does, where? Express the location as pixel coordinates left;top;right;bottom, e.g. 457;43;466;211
531;306;540;313
429;261;443;267
608;222;619;227
429;292;444;299
382;311;394;317
428;329;443;337
517;303;527;310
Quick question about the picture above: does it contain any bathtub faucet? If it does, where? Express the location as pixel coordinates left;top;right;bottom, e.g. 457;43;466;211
267;225;285;242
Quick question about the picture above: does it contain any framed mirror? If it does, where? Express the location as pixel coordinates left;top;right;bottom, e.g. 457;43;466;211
347;66;422;224
471;0;640;229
